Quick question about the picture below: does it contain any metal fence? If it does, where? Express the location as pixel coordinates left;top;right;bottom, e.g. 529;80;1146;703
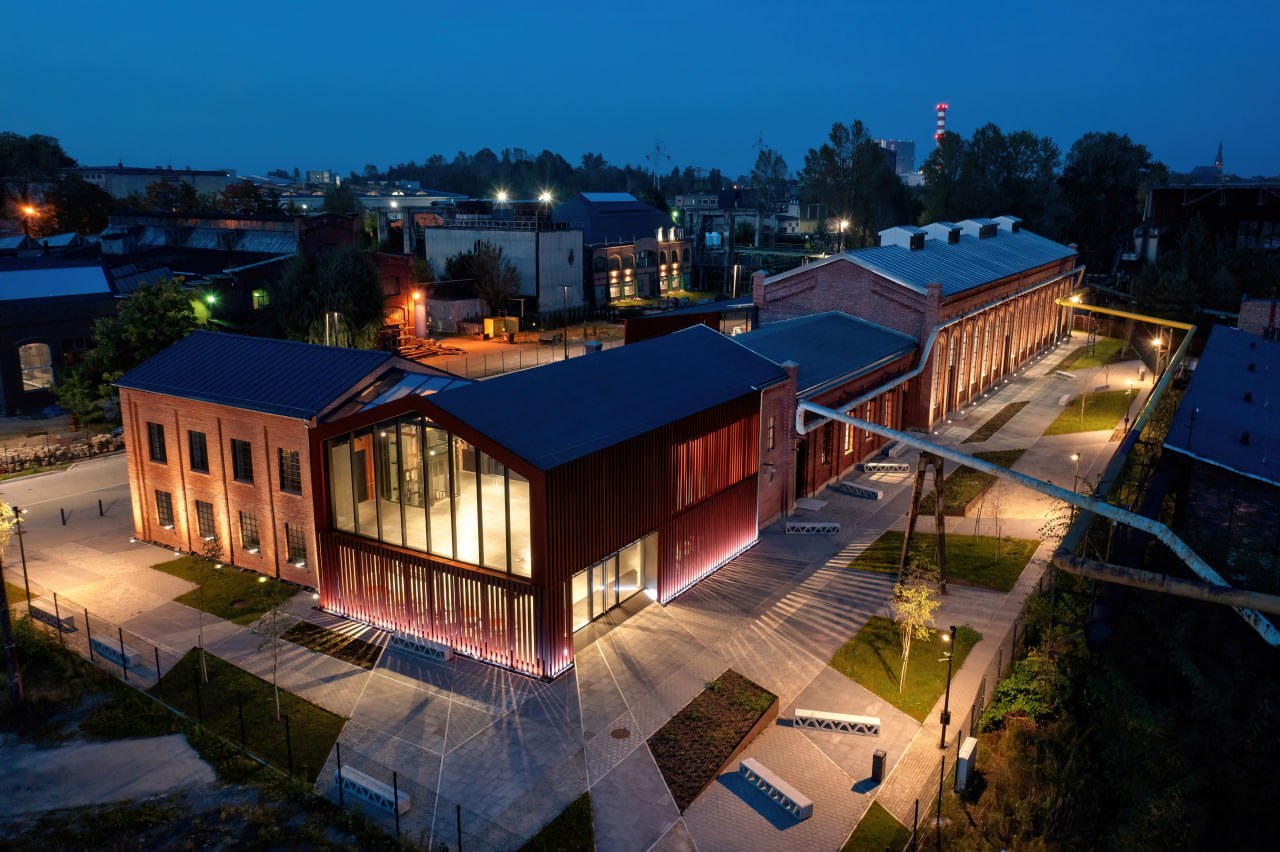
427;339;624;379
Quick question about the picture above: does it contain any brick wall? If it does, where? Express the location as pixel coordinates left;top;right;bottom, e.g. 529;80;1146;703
121;388;316;587
757;365;798;524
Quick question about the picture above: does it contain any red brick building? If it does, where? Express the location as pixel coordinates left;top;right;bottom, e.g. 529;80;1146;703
117;332;460;586
752;217;1083;432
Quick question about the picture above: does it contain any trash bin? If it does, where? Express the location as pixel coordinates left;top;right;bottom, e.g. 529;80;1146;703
584;340;603;355
871;749;887;783
506;332;516;344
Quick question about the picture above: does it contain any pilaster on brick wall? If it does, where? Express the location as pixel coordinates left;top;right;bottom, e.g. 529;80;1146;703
751;270;767;310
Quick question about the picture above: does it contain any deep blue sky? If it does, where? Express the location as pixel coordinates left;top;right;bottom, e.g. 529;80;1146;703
6;0;1276;182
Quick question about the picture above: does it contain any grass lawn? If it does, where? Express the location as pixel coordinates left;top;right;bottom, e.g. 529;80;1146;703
920;449;1026;514
842;801;911;852
151;557;297;625
962;400;1030;444
5;580;28;607
519;793;595;852
848;530;1038;593
1057;336;1128;371
1044;389;1133;435
152;649;343;782
650;670;776;811
282;621;383;670
830;617;982;722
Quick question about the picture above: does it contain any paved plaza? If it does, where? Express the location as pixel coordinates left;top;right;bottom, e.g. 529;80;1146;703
0;340;1151;851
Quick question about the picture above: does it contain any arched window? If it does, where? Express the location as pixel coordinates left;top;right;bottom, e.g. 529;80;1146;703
607;256;621;272
18;342;53;391
659;251;667;265
622;254;635;270
592;256;606;274
682;247;691;262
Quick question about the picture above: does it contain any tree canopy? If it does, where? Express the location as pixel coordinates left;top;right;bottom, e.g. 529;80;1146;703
271;246;386;347
446;242;521;316
84;278;200;397
1059;132;1167;270
799;121;916;248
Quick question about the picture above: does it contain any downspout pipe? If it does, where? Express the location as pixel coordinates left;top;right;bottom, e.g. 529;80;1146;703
797;399;1280;647
796;266;1085;436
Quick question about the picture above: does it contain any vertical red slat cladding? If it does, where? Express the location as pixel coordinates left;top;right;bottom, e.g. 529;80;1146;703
318;531;548;678
657;475;759;602
543;392;761;615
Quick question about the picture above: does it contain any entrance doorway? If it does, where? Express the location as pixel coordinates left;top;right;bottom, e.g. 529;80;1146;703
570;533;654;631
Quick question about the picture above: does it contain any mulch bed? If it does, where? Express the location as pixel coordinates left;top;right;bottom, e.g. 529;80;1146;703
280;620;383;670
648;669;776;811
962;400;1030;444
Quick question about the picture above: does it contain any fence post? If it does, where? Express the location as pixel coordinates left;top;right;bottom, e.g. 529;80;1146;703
118;626;128;682
283;713;293;776
237;692;247;750
154;647;164;697
52;593;65;648
193;664;203;724
912;799;918;851
85;608;94;662
98;499;104;517
937;755;946;849
335;741;345;808
457;803;462;851
392;771;401;836
60;507;67;526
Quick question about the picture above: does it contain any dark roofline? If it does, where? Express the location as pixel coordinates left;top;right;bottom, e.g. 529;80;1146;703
70;165;233;177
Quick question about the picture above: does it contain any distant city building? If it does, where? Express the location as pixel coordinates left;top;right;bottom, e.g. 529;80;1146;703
67;165;234;200
553;193;687;304
305;170;335;185
877;139;916;176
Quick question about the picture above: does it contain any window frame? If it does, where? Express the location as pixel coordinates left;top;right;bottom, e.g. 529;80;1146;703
278;448;302;494
147;422;167;463
285;523;307;565
231;439;254;483
155;490;174;528
239;510;260;552
195;500;216;540
189;430;209;474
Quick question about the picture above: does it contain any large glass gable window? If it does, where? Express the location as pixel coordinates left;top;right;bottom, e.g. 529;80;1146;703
325;416;531;577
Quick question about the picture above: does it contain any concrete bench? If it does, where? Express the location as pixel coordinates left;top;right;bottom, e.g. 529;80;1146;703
1054;370;1075;379
1094;384;1111;392
538;333;563;346
90;636;142;670
334;766;411;815
389;632;454;662
835;481;883;500
1057;394;1072;406
29;597;75;632
739;758;812;821
785;520;840;535
886;441;908;458
793;709;881;736
859;461;911;474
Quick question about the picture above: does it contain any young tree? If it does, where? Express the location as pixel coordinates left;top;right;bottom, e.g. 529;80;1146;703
192;536;225;683
446;242;521;316
52;363;106;430
252;579;291;721
322;184;362;215
890;560;941;692
84;278;200;399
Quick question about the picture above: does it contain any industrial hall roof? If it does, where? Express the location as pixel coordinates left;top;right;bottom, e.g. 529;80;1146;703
847;222;1075;297
553;192;671;246
117;331;416;420
428;324;788;470
734;312;917;399
761;218;1076;299
1163;326;1280;488
0;258;114;302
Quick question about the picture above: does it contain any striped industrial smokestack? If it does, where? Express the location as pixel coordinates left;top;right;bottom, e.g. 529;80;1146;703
934;103;948;145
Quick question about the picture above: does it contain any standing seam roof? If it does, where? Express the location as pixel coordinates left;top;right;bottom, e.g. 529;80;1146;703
847;228;1075;297
115;331;396;420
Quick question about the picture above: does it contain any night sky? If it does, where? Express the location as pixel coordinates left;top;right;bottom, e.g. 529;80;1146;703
6;0;1276;180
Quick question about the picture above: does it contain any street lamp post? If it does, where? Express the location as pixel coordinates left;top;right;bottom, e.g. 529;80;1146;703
21;205;37;238
562;285;570;361
13;507;30;608
939;625;957;749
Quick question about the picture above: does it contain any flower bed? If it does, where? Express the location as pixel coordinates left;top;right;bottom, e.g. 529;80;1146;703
649;669;777;811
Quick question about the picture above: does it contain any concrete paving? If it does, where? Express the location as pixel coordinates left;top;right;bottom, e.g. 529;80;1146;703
0;733;216;815
0;339;1150;851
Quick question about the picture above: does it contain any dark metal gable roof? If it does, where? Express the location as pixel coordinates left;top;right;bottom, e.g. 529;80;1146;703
116;331;397;420
735;312;917;397
427;324;787;470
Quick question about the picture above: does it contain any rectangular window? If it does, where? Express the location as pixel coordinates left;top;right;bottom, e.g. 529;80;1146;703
195;500;215;539
155;490;174;528
239;511;260;551
767;416;776;451
285;523;307;564
189;430;209;473
231;439;254;483
844;422;854;455
819;427;828;465
278;448;302;493
252;289;270;310
147;422;167;463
